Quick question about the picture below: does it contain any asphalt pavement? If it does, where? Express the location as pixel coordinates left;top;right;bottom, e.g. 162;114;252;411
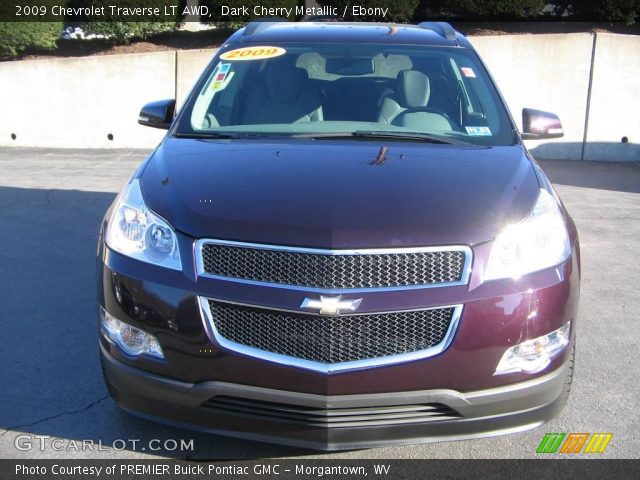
0;148;638;459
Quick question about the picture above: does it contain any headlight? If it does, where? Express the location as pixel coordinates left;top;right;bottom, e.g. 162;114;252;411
485;189;570;280
105;178;182;270
494;322;570;375
100;308;164;359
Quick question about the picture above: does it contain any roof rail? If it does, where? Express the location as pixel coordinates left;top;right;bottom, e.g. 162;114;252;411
243;18;287;36
417;22;458;41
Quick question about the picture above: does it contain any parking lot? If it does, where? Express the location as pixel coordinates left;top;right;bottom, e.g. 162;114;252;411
0;148;638;459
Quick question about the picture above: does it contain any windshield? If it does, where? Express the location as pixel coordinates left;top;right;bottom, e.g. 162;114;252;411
175;42;515;146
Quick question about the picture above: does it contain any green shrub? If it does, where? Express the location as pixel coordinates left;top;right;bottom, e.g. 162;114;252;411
429;0;545;18
0;22;63;60
78;0;183;44
424;0;638;22
574;0;638;24
319;0;420;22
0;0;63;59
201;0;296;27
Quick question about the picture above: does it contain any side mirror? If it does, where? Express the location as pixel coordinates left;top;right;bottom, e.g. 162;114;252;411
138;99;176;129
521;108;564;140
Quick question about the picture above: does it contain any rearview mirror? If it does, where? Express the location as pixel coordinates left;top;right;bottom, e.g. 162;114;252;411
521;108;564;139
138;99;176;129
325;57;375;76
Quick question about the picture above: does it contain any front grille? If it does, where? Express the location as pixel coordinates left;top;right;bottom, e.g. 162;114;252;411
201;396;461;428
207;300;455;364
200;242;467;289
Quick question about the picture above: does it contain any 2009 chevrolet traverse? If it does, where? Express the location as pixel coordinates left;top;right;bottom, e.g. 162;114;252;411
97;21;579;450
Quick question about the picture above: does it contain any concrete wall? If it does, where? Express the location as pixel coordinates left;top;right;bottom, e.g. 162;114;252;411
0;51;175;149
0;34;638;161
470;33;594;161
175;49;216;108
584;33;640;161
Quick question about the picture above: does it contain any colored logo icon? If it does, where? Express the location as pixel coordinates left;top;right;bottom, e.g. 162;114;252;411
537;433;613;454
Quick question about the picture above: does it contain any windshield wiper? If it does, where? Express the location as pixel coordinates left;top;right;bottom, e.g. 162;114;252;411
173;132;278;139
175;130;474;145
174;132;239;139
350;131;468;145
291;131;469;145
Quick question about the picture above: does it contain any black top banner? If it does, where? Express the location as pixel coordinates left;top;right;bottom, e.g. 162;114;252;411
0;1;382;22
1;0;637;23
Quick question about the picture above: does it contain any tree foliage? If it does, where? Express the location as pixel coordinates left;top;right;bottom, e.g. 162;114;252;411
0;0;63;59
319;0;420;22
77;0;183;44
425;0;545;18
201;0;297;27
0;22;63;60
553;0;638;24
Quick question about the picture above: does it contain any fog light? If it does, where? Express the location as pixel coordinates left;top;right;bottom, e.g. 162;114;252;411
495;322;570;375
100;307;164;359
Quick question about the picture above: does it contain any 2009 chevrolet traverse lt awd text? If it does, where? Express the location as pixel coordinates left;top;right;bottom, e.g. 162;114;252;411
97;21;579;450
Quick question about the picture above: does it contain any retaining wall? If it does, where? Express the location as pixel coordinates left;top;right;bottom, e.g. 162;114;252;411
0;32;637;161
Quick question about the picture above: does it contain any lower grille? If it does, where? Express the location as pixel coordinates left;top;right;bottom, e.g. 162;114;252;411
201;396;461;428
205;299;457;365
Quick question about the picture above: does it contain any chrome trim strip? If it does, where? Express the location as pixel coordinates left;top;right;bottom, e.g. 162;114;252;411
198;296;463;374
200;296;451;317
193;239;473;293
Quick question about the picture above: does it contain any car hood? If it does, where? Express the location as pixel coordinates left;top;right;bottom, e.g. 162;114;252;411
140;137;540;248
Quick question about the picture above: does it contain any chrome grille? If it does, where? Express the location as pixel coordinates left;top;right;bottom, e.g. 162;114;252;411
199;241;468;289
201;396;461;428
205;300;456;365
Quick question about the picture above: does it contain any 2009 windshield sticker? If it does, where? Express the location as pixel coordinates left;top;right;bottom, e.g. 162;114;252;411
465;126;492;136
220;46;286;61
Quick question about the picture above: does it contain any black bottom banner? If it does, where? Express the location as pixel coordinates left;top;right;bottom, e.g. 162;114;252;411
1;459;640;480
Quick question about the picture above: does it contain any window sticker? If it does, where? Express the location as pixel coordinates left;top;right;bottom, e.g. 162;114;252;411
211;73;233;92
465;126;492;136
219;46;286;61
460;67;476;78
210;63;232;92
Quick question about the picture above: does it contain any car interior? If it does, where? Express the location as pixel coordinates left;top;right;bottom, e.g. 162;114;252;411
196;50;491;137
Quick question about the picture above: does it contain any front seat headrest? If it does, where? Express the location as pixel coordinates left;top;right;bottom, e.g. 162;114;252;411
396;70;431;108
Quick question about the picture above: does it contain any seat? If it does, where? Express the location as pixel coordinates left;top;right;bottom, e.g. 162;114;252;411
241;60;323;125
427;73;463;125
377;70;453;131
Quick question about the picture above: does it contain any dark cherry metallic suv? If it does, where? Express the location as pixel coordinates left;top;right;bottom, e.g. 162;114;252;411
97;21;579;450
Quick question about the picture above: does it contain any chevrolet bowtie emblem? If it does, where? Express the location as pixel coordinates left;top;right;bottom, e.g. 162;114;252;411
300;296;363;316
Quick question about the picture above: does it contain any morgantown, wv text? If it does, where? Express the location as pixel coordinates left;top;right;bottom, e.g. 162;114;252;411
16;463;392;476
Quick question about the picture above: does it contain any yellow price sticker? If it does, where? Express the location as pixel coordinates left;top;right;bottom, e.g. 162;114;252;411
220;46;286;61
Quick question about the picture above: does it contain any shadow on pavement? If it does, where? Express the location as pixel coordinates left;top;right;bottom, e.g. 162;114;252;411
0;186;311;459
529;141;640;194
530;140;640;166
538;159;640;194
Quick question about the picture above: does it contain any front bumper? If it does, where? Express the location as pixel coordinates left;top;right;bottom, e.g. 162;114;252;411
101;343;570;450
97;222;579;449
